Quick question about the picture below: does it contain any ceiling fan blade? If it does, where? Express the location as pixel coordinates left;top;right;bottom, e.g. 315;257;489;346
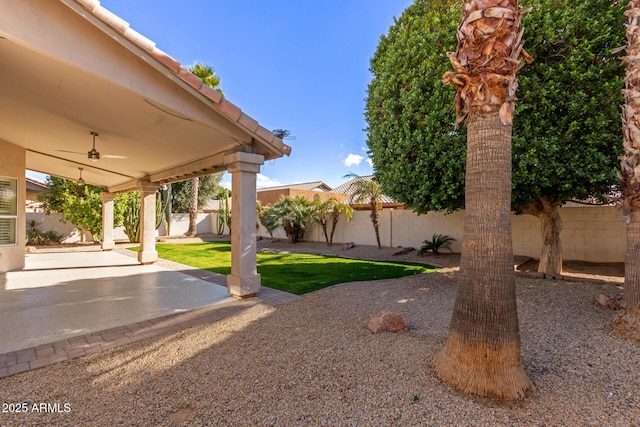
102;154;128;159
56;149;85;155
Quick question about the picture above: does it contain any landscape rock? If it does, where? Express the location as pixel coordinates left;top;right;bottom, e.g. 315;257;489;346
368;310;408;334
596;293;625;310
25;246;37;254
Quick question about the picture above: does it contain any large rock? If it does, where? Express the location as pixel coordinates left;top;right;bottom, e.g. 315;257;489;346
368;310;408;334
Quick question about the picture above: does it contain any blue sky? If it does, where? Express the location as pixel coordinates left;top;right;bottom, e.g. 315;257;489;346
29;0;413;188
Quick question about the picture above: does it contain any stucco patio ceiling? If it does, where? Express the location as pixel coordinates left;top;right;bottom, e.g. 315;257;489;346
0;0;291;192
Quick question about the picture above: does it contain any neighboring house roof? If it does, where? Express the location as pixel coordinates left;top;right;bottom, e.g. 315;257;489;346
257;181;332;192
1;0;290;192
333;175;399;205
26;177;50;194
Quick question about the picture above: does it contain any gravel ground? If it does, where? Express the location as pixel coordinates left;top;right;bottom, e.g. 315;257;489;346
1;241;638;426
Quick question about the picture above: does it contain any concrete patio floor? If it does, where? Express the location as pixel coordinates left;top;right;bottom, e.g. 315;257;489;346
0;251;235;354
0;250;300;374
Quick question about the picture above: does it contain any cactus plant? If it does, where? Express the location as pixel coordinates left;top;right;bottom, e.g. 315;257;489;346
123;192;164;243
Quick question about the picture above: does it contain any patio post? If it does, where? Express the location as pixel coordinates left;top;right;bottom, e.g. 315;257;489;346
100;192;116;251
224;152;264;298
138;184;158;264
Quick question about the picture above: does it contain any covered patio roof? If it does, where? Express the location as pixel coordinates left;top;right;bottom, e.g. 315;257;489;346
0;0;291;192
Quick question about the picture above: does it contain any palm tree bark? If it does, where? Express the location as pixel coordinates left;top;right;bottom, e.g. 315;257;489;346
432;0;533;399
614;0;640;341
432;114;533;399
370;201;382;249
187;177;199;237
329;216;339;246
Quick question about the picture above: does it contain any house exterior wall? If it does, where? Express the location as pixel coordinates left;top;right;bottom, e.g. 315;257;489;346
0;139;26;272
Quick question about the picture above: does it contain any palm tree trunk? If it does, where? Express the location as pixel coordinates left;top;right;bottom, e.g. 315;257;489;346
321;221;330;245
614;210;640;340
614;0;640;341
370;200;382;249
431;114;533;399
187;177;199;237
433;0;533;399
329;217;339;246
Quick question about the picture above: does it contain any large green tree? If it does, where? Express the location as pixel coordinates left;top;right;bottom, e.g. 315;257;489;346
366;0;626;275
39;176;129;241
184;62;223;236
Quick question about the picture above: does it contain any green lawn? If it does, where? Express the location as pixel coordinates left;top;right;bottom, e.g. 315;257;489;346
132;242;437;294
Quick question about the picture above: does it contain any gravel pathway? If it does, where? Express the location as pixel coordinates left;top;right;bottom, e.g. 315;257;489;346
1;241;638;426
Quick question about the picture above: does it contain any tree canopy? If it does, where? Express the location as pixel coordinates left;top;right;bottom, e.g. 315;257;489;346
366;0;626;214
39;176;131;240
170;173;223;213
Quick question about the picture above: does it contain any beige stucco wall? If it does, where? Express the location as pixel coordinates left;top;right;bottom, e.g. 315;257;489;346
258;205;627;263
0;139;26;272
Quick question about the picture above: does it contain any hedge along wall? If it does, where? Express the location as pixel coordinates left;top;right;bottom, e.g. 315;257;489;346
259;204;627;263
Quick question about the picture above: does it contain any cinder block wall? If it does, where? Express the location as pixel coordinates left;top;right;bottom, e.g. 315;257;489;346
259;205;627;263
30;203;628;263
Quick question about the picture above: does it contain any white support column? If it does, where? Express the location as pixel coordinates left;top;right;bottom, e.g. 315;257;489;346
138;184;158;264
224;152;264;298
100;192;116;251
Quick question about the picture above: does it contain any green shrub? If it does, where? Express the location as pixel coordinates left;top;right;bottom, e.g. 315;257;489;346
418;234;456;255
26;220;63;245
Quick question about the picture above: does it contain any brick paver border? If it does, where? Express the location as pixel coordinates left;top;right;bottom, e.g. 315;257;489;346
0;259;300;380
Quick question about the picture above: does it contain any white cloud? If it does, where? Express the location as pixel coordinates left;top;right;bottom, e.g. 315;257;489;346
220;173;282;190
366;158;373;167
343;154;364;167
256;174;282;189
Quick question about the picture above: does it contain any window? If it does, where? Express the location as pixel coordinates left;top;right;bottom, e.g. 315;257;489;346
0;177;17;246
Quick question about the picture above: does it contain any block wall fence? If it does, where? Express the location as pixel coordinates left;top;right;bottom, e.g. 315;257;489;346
27;204;627;263
260;204;627;263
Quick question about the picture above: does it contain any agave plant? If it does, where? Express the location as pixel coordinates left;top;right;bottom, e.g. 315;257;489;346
418;233;456;255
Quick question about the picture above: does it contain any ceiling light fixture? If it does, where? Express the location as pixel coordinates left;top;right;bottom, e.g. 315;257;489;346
78;167;85;184
88;131;100;162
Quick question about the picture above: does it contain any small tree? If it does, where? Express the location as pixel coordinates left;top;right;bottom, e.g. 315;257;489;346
257;202;279;238
39;176;128;241
270;196;317;243
344;174;384;249
170;174;223;213
315;198;353;246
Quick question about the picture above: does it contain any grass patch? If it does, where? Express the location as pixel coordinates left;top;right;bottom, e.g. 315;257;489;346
130;242;437;294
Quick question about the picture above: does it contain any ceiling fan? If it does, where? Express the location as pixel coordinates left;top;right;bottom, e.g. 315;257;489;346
272;129;296;140
57;131;128;162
